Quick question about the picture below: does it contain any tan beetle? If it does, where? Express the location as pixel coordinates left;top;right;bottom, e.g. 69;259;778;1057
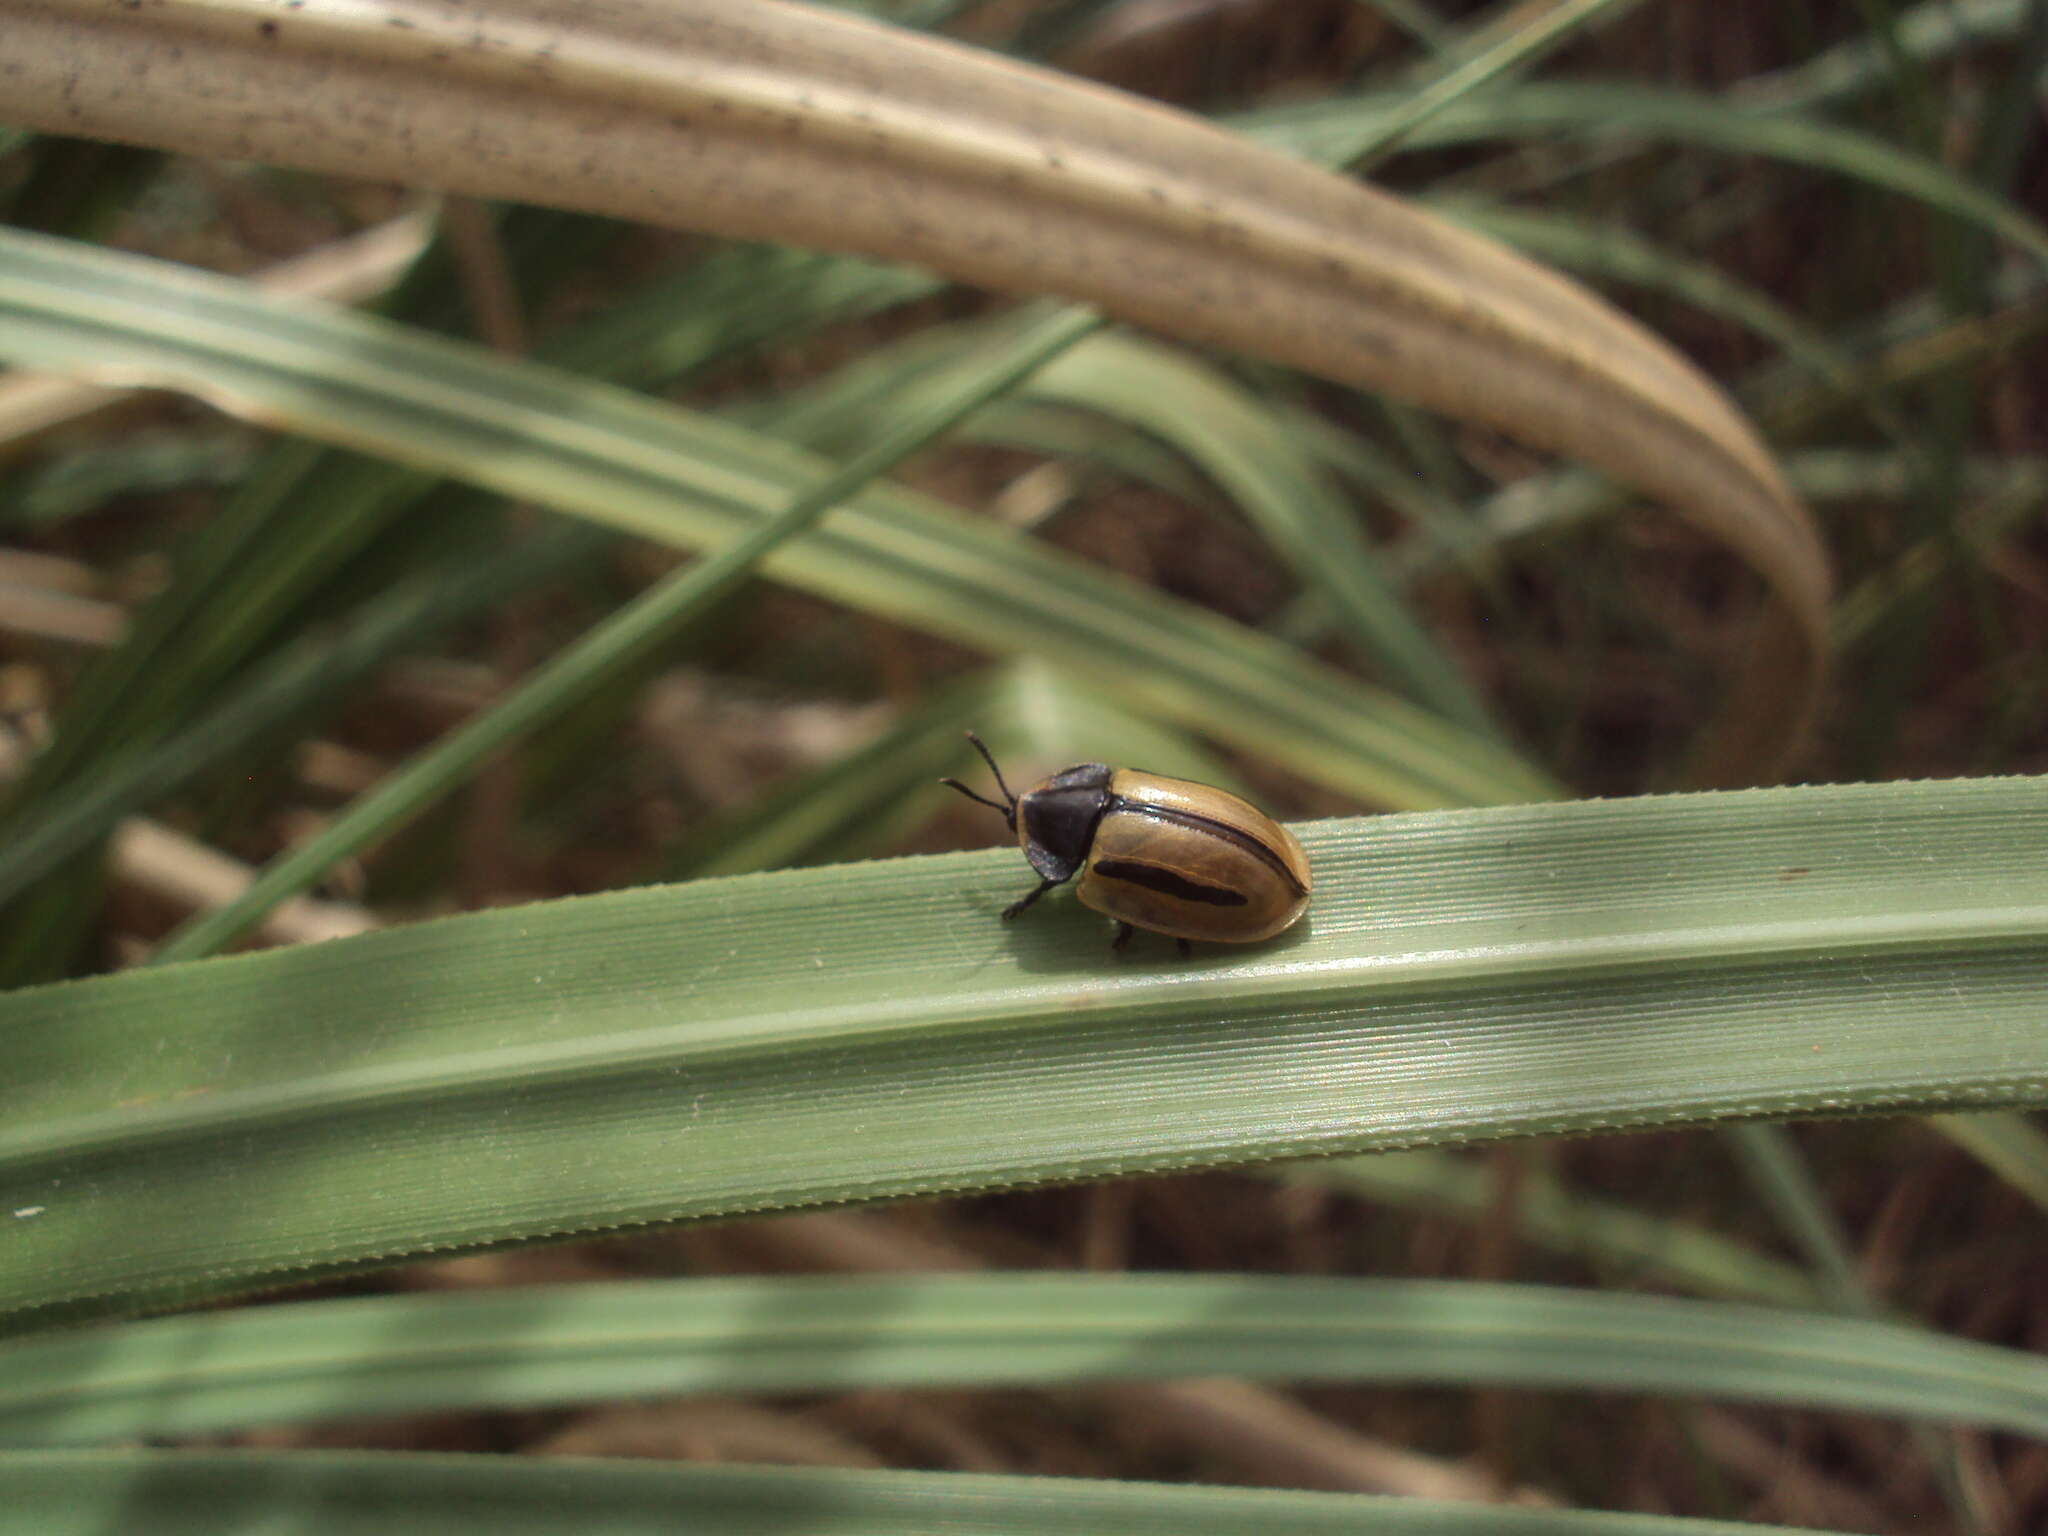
942;732;1311;952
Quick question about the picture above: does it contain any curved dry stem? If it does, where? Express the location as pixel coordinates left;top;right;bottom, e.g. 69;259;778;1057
0;0;1827;775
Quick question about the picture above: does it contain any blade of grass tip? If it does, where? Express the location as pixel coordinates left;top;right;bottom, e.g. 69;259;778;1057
1345;0;1647;174
144;306;1105;965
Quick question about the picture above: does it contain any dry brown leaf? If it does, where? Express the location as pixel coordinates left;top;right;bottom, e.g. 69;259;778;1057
0;0;1827;776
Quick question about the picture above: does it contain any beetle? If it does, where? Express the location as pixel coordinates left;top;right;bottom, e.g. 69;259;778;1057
941;732;1311;952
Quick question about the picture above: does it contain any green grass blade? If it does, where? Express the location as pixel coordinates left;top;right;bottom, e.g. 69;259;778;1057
4;426;253;527
1728;1118;1997;1529
1927;1112;2048;1216
1428;197;1915;449
538;243;941;389
1391;445;2045;612
756;322;1500;735
146;305;1105;963
1240;84;2048;272
5;1275;2044;1445
1724;1123;1871;1312
0;527;600;908
0;227;1552;811
4;775;2046;1331
1024;336;1500;735
1;237;940;847
1354;0;1456;53
0;443;411;983
1288;1152;1820;1305
1740;0;2027;112
0;439;359;811
673;662;1240;878
1345;0;1649;172
0;1451;1843;1536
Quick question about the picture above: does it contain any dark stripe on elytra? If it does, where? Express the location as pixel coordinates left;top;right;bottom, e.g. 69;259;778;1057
1108;802;1307;894
1091;859;1249;907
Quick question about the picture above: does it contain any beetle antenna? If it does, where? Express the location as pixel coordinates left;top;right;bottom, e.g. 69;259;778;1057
939;777;1010;816
940;731;1018;827
963;731;1017;806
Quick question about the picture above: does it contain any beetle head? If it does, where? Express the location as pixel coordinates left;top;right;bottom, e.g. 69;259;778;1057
1014;761;1114;882
942;735;1113;883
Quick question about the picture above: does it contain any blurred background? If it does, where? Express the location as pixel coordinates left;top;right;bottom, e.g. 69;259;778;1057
2;0;2045;1529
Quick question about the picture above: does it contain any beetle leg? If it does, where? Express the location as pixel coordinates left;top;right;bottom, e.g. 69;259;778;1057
1002;878;1059;920
1176;937;1192;958
1111;922;1135;952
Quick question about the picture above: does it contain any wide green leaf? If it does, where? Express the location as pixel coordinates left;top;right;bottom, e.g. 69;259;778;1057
7;1275;2043;1445
5;774;2046;1331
